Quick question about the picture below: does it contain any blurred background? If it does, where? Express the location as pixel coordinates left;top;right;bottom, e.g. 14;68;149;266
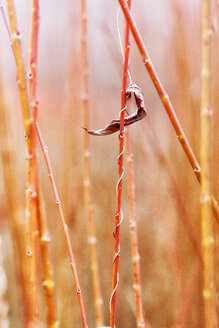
0;0;219;327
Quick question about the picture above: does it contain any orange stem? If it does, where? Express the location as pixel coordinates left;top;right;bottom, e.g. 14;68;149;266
110;8;129;328
28;1;58;326
5;0;35;325
36;122;88;328
80;0;104;325
123;1;147;326
117;0;219;223
200;0;217;326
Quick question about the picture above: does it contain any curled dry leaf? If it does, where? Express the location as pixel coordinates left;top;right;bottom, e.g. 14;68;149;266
83;83;147;136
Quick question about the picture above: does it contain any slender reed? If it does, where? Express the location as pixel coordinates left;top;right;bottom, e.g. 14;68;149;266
3;1;57;325
28;0;40;320
200;0;217;326
3;2;79;325
117;0;219;223
80;0;104;326
5;0;33;253
109;12;129;328
0;62;28;325
28;1;58;326
5;0;36;324
126;127;147;328
36;122;88;328
121;1;146;327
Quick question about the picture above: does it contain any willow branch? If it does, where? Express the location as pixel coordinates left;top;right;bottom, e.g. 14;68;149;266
36;123;88;328
110;14;128;328
200;0;217;326
117;0;219;224
80;0;104;326
28;0;40;320
5;0;35;324
28;1;58;326
0;58;28;326
122;1;146;327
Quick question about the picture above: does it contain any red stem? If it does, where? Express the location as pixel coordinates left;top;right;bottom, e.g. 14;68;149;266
110;8;130;328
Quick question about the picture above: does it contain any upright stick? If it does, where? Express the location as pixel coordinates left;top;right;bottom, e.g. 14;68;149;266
36;123;88;328
28;1;58;326
4;1;84;325
110;11;129;328
0;60;28;325
123;1;146;327
117;0;219;223
28;0;40;320
6;0;35;324
200;0;217;326
80;0;104;325
126;131;146;328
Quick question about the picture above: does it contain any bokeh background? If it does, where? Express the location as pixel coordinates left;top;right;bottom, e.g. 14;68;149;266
0;0;219;327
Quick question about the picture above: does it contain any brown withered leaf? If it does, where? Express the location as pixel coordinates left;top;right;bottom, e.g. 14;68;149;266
83;83;147;136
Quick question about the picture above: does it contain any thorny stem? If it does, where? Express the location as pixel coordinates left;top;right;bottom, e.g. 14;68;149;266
200;0;217;326
80;0;104;326
28;1;58;326
36;122;88;328
117;0;219;224
110;10;129;328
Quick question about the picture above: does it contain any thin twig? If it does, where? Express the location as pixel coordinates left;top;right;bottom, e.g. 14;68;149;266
110;10;129;328
28;0;40;320
80;0;104;326
119;1;146;327
0;57;28;325
200;0;217;326
5;0;35;324
126;130;146;328
3;1;85;325
28;1;58;326
36;122;88;328
117;7;132;84
117;0;219;224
